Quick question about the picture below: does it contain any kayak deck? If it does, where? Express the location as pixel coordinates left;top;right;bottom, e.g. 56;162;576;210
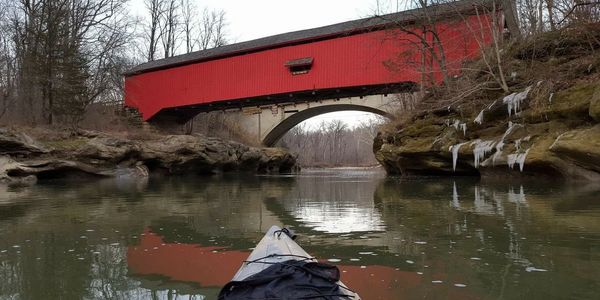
226;225;360;299
233;226;314;281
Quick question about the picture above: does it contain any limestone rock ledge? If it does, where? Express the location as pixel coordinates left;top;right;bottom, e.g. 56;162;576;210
374;82;600;181
0;130;298;185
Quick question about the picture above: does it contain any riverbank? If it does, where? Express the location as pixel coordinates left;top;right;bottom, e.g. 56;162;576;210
374;23;600;181
0;127;298;185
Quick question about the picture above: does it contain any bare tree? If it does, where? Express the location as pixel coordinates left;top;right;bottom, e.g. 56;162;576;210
210;9;228;48
197;8;229;50
279;118;384;167
3;0;133;126
180;0;196;53
503;0;522;39
0;2;15;118
143;1;228;57
160;0;180;58
375;0;453;87
455;1;510;93
144;0;165;61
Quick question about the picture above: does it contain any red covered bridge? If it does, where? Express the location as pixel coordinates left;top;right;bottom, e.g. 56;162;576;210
124;0;499;145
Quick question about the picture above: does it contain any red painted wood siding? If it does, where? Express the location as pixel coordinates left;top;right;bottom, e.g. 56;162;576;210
125;14;494;120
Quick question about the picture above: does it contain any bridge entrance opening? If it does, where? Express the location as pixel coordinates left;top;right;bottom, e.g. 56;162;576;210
275;110;387;168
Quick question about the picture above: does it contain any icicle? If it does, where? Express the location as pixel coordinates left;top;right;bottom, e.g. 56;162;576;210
474;110;485;125
452;120;460;130
474;100;498;126
500;121;520;141
507;149;530;172
517;149;530;172
507;153;517;170
503;87;532;117
491;141;504;166
450;120;467;136
471;140;496;168
449;142;467;171
514;135;530;151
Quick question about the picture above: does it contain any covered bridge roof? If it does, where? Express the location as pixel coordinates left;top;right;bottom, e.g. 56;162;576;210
126;0;492;76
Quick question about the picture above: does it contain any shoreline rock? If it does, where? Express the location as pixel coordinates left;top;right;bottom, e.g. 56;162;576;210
0;129;298;185
374;82;600;181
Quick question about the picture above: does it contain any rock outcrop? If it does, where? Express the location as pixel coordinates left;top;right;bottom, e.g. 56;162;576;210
374;82;600;181
0;130;298;185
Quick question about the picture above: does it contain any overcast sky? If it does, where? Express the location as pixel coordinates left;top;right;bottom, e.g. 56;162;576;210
128;0;385;128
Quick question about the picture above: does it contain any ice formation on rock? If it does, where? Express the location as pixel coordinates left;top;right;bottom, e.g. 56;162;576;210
503;86;532;117
449;142;468;171
452;120;460;130
473;100;497;125
474;110;485;125
491;141;504;166
507;149;530;172
450;119;467;136
514;136;530;151
471;139;496;168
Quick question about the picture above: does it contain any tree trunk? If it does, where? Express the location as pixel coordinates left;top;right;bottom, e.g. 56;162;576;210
502;0;521;40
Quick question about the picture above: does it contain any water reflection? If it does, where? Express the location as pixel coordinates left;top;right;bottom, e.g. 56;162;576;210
0;172;599;299
275;169;386;233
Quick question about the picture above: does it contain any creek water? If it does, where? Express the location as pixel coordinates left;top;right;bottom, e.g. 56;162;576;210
0;168;599;299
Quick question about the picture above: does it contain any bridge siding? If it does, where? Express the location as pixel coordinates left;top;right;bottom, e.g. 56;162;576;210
125;15;493;121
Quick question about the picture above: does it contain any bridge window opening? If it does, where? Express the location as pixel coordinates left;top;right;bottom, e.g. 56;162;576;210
286;57;313;75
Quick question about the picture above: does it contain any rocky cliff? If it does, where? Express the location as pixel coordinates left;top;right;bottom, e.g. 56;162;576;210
375;82;600;181
0;129;298;185
374;24;600;181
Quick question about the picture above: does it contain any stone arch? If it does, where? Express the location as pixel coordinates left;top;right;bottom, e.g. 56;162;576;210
262;104;393;147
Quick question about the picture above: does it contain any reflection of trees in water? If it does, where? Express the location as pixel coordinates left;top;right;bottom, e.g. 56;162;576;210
0;232;91;299
88;245;144;299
